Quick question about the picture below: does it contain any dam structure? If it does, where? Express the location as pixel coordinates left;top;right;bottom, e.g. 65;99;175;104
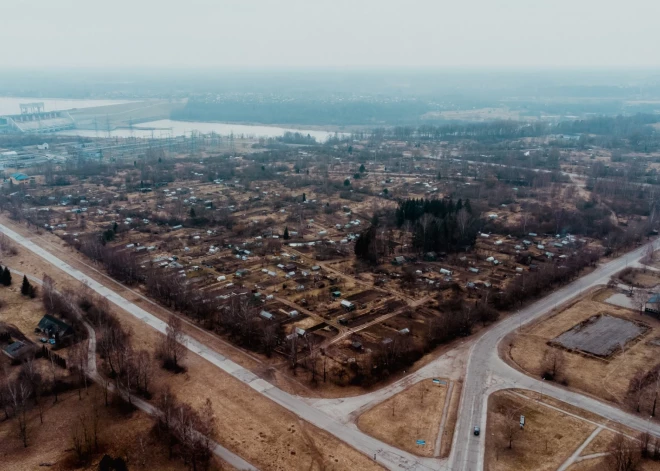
0;102;75;134
0;100;184;135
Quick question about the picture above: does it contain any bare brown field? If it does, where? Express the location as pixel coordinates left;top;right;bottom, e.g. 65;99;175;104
581;428;617;455
357;379;448;457
489;390;660;471
507;290;660;404
485;390;596;471
619;267;660;288
440;380;461;458
568;458;660;471
0;283;47;339
0;385;201;471
0;226;384;471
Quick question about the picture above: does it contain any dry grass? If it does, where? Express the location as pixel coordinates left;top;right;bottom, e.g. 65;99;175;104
508;290;660;404
620;268;660;288
567;457;660;471
0;281;47;337
357;379;448;457
581;428;617;455
485;390;596;471
0;385;198;471
0;222;384;471
440;381;461;458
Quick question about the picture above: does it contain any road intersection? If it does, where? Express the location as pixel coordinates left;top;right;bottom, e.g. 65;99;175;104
2;219;660;471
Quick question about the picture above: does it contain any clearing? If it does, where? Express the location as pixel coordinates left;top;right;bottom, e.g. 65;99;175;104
506;290;660;405
357;378;449;457
485;389;660;471
552;314;648;357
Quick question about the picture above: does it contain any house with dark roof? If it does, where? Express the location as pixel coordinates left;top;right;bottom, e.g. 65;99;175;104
37;314;74;342
2;341;32;360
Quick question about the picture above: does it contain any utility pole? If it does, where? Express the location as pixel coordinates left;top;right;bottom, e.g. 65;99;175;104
105;115;111;139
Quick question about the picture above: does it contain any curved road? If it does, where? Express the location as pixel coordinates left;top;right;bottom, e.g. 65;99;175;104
0;222;438;471
448;238;660;471
5;218;660;471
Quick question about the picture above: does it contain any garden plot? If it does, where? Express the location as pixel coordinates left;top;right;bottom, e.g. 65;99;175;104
552;314;648;357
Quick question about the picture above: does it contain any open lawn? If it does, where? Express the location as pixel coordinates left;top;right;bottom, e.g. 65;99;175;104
0;385;201;471
568;458;660;471
507;290;660;405
0;227;385;471
486;390;596;471
357;378;449;457
619;267;660;288
0;282;47;339
487;390;660;471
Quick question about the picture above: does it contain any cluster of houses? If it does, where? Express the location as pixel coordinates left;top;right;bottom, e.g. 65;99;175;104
2;314;74;362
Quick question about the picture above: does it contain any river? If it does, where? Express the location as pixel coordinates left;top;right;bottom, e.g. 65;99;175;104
59;119;342;142
0;97;343;142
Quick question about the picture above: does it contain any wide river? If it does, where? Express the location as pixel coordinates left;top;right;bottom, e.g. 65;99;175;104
0;97;343;142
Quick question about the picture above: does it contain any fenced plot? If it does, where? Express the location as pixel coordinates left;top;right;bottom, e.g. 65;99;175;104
552;314;648;357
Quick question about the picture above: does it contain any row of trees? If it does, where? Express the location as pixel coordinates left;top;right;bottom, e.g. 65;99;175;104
492;248;601;310
41;276;216;469
144;269;283;356
327;296;499;387
155;387;217;471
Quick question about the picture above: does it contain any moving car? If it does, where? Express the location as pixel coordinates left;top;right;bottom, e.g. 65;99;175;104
473;426;480;436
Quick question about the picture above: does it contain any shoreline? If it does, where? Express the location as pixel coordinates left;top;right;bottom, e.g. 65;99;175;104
168;118;371;134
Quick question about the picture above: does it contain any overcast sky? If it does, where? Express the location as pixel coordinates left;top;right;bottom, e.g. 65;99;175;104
2;0;659;69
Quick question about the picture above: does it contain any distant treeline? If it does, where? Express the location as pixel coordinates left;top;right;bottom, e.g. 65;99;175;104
276;132;317;145
171;99;432;125
351;113;660;142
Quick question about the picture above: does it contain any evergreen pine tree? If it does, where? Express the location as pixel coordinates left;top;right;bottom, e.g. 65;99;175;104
21;275;30;296
190;207;196;218
283;227;290;240
302;193;306;202
2;267;11;286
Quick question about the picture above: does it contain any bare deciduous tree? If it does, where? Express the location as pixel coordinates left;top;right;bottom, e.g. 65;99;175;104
632;289;648;314
69;339;89;399
501;405;521;450
9;380;32;447
158;315;187;372
541;348;565;382
607;434;640;471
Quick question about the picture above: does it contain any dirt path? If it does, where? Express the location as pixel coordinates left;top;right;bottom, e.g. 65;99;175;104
556;426;603;471
0;222;438;471
7;265;258;471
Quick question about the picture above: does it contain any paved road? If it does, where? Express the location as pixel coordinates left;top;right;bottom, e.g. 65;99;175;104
7;218;660;471
0;223;439;471
448;238;660;471
8;266;258;471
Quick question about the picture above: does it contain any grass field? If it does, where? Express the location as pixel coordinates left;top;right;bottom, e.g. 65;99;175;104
485;390;595;471
486;389;660;471
507;290;660;405
357;379;449;457
0;385;203;471
0;226;385;471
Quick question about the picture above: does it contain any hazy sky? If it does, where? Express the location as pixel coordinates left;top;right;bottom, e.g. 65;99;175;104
2;0;659;68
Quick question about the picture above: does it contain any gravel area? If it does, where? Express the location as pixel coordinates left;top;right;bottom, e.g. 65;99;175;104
553;314;647;357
